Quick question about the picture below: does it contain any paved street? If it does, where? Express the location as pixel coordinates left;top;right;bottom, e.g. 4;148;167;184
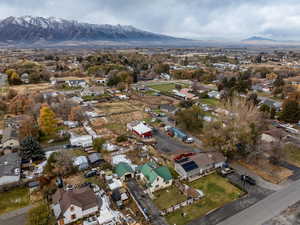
217;179;300;225
0;205;33;225
154;129;200;155
127;180;168;225
188;172;273;225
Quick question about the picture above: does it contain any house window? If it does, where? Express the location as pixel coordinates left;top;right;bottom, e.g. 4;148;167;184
71;214;76;220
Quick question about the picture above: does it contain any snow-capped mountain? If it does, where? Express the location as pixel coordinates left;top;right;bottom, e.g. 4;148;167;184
0;16;178;43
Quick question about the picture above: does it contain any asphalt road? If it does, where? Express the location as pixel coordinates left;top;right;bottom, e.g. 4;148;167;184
127;180;168;225
154;129;200;155
0;205;33;225
217;179;300;225
188;173;273;225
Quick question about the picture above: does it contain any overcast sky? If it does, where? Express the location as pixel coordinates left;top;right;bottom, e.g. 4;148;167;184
0;0;298;40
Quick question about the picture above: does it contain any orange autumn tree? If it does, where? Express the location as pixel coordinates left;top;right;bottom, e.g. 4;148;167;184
38;104;58;137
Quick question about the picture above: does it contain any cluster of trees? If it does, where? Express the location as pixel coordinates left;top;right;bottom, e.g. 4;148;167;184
279;98;300;123
107;71;134;89
204;98;265;159
175;106;204;132
5;60;50;85
172;68;216;83
218;74;252;95
44;151;76;177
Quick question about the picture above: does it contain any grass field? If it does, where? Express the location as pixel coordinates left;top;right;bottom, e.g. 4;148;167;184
284;144;300;167
0;187;30;215
147;83;188;93
154;186;187;210
165;173;243;225
199;98;220;107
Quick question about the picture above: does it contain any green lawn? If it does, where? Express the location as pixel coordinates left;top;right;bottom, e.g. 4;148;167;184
154;186;187;210
199;98;220;107
0;187;30;215
165;173;244;225
284;144;300;167
147;83;188;93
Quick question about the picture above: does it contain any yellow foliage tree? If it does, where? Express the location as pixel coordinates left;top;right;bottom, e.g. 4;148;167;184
38;105;58;137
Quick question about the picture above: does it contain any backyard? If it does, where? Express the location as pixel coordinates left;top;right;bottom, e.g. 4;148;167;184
153;186;187;210
0;187;30;214
165;173;244;225
147;82;188;93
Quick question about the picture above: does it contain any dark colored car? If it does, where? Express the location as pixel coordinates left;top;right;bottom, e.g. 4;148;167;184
84;170;97;178
241;175;256;185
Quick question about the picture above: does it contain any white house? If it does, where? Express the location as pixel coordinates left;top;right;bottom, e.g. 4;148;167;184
70;135;93;148
136;162;173;193
66;80;87;88
207;91;221;99
0;153;21;185
174;152;226;181
73;156;89;171
52;187;99;225
64;121;79;128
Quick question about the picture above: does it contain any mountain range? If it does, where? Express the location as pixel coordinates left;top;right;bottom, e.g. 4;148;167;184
0;16;179;44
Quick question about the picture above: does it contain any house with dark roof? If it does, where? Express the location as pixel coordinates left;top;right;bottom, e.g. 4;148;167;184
88;153;104;166
136;162;173;193
51;187;99;225
1;127;19;150
174;152;226;181
0;152;21;185
159;104;177;114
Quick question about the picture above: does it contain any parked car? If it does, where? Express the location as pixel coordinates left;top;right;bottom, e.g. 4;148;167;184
64;144;73;149
184;137;194;144
84;170;97;178
241;175;256;185
219;167;234;176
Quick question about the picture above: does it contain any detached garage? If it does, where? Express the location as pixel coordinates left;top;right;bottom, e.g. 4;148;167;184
127;121;153;138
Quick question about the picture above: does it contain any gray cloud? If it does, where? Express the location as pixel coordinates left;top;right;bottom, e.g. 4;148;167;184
0;0;299;40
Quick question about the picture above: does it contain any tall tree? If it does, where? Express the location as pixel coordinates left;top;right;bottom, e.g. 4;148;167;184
279;99;300;123
21;136;44;161
38;105;58;137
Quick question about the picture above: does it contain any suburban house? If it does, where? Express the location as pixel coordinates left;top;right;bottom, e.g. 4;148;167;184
81;86;105;97
115;162;134;181
1;127;19;150
136;162;173;193
20;73;29;84
174;152;226;181
94;78;108;85
259;99;282;111
0;152;21;185
207;91;221;99
261;129;288;143
66;80;87;88
159;104;177;114
88;153;103;166
50;77;66;86
127;121;153;138
63;121;79;128
70;135;93;148
73;156;89;171
51;187;99;225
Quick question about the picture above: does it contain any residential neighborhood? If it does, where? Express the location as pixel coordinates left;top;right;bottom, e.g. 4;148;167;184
0;46;300;225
